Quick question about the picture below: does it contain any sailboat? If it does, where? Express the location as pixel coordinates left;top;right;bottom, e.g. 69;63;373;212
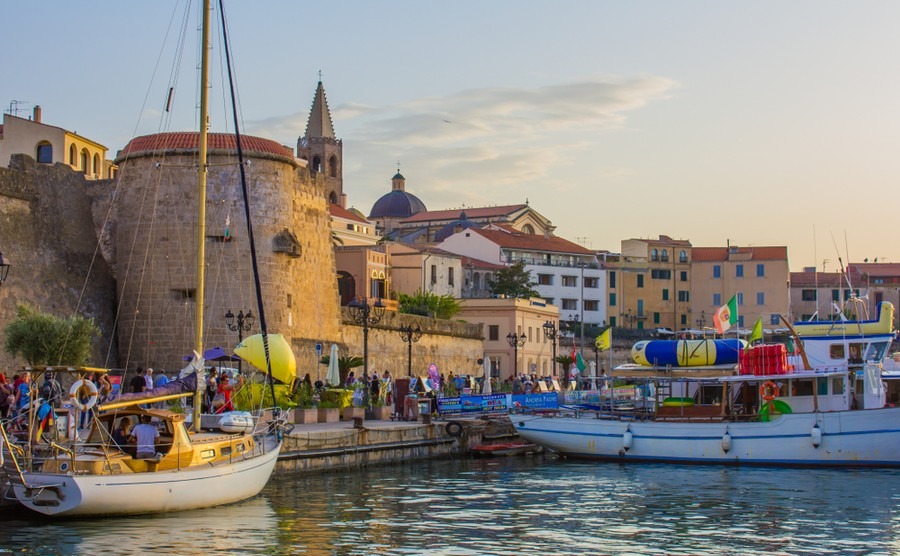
1;0;286;516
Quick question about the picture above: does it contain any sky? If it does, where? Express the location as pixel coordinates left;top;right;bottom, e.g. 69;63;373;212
4;1;900;272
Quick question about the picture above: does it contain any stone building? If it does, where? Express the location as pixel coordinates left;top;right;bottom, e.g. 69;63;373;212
297;81;343;206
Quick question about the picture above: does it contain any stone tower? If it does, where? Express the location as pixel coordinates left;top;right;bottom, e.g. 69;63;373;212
297;80;343;207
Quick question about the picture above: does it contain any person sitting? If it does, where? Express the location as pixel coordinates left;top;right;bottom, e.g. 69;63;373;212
112;418;133;455
130;415;159;459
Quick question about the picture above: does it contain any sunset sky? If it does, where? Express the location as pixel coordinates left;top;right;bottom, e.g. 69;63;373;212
4;1;899;271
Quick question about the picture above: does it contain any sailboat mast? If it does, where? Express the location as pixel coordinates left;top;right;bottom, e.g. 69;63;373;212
193;0;211;431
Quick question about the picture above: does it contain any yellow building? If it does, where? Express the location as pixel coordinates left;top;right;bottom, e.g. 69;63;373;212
690;245;789;331
0;106;115;179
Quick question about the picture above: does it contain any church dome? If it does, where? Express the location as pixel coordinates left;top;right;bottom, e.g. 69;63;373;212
369;190;427;219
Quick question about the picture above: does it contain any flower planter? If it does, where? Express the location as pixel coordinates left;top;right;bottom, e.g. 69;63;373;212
294;408;318;424
317;408;340;423
366;406;392;421
342;407;366;421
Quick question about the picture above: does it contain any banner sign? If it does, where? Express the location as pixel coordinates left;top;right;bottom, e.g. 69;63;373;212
511;392;558;410
437;393;508;415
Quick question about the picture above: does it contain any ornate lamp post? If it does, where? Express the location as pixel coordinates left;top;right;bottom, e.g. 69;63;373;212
506;332;526;377
696;311;706;337
225;309;254;373
0;251;9;286
542;320;558;378
348;298;385;377
399;324;423;379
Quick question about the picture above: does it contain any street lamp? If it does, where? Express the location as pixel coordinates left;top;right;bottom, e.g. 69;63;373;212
399;324;423;379
542;321;558;378
0;251;10;286
696;310;706;336
623;309;637;329
506;332;526;377
349;298;385;377
225;309;254;373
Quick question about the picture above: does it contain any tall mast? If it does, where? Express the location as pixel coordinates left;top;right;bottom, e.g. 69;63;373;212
193;0;211;431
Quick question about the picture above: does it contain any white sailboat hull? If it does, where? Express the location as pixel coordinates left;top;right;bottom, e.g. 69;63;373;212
513;408;900;466
14;439;281;517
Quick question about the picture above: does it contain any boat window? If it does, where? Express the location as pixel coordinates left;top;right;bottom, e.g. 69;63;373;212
829;344;845;360
865;341;888;362
832;377;844;395
848;343;864;363
698;384;721;405
791;379;814;397
817;377;829;396
200;449;215;459
221;446;233;456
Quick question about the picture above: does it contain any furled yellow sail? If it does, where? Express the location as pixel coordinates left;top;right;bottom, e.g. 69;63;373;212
233;333;297;384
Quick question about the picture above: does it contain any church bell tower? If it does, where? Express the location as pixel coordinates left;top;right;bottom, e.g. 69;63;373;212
297;79;343;206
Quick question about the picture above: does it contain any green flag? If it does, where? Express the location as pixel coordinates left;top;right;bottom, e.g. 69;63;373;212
575;352;586;372
748;318;763;344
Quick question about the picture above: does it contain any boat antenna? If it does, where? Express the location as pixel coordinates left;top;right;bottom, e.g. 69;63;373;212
217;0;277;408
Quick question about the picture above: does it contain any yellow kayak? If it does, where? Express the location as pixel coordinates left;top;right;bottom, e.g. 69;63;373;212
233;333;297;384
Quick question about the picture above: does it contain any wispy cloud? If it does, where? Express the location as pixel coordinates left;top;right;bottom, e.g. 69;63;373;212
248;75;676;211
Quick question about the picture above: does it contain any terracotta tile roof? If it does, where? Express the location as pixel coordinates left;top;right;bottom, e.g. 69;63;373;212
461;255;506;270
789;271;844;287
692;246;788;262
329;203;369;223
848;263;900;278
118;132;294;159
470;228;593;255
400;204;527;224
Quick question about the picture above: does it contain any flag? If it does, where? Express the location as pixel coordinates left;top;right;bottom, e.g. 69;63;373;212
595;328;611;351
714;295;738;334
748;317;763;344
575;352;586;372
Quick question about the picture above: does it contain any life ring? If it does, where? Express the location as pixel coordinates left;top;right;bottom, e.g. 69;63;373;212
760;381;779;401
70;379;99;411
445;421;464;438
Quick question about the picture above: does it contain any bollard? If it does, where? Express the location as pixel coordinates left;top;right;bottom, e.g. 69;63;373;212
353;416;364;429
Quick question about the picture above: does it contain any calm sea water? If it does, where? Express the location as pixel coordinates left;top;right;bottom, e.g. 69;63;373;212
3;455;900;555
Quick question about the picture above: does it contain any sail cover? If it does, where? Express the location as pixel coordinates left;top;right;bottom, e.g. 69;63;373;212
102;372;199;407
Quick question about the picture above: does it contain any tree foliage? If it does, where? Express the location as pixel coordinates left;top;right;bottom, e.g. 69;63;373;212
398;289;460;320
488;260;539;299
4;304;99;365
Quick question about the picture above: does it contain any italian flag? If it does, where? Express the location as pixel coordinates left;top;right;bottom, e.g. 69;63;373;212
714;295;738;334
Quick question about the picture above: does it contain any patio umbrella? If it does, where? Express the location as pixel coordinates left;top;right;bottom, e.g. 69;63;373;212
482;356;492;395
326;344;340;387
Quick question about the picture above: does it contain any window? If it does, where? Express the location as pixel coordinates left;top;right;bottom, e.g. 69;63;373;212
660;249;669;262
637;299;644;316
651;269;671;280
448;267;455;286
679;250;688;263
713;265;721;278
637;275;644;288
680;271;687;282
430;265;437;285
609;271;616;288
329;155;338;177
736;264;744;278
562;276;577;287
584;300;598;311
681;314;687;325
738;315;744;327
832;289;840;302
584;277;599;288
713;293;722;306
544;298;554;305
653;312;660;324
737;292;744;305
651;249;659;261
80;149;88;173
562;299;577;310
801;289;816;301
678;290;689;302
93;153;101;175
36;142;52;163
662;289;669;301
757;292;764;305
69;144;76;165
537;274;553;286
770;314;780;325
489;325;499;341
829;344;845;360
756;263;765;277
610;316;617;327
609;293;617;307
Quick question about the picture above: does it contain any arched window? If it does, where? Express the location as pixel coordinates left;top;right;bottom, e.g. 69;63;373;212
329;155;338;177
661;249;669;262
80;149;89;173
69;144;77;165
679;250;688;263
312;156;322;173
36;142;53;163
473;272;481;291
92;153;101;176
522;224;535;234
651;249;659;261
329;191;338;204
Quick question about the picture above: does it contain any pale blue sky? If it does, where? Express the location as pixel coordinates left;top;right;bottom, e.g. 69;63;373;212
4;1;899;271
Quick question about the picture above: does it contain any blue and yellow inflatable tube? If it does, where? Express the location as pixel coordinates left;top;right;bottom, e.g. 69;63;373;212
631;339;747;367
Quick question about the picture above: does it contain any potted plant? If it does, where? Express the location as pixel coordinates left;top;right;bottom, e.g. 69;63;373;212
318;388;350;423
317;400;340;423
292;383;318;424
343;382;367;421
367;400;392;420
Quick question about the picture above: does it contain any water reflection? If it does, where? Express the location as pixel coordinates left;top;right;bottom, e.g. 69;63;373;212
3;457;900;555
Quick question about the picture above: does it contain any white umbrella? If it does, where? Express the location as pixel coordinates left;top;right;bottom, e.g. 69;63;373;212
326;344;340;387
482;356;492;395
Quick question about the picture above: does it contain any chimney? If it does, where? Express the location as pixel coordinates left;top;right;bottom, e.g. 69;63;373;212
340;193;348;209
33;105;41;123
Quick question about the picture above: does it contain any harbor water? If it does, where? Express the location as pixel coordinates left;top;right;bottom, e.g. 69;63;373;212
3;455;900;555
